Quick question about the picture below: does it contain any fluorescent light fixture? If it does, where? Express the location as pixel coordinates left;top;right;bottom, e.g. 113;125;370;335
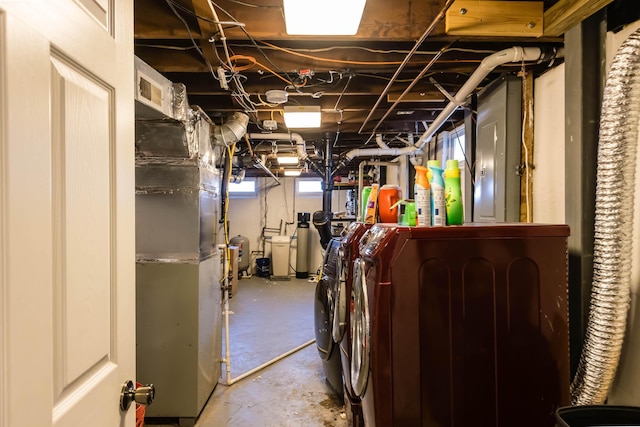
284;170;302;177
283;0;366;35
283;106;322;129
277;155;299;165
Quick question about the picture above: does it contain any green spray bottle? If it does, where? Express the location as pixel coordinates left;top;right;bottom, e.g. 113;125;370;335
444;159;463;225
428;164;445;226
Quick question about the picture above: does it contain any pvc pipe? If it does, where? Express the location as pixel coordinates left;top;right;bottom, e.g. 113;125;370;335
340;46;550;166
218;246;317;386
414;47;545;149
247;132;308;162
375;134;390;149
220;339;316;386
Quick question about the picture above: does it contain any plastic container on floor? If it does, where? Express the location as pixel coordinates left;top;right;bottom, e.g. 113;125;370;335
556;405;640;427
256;257;270;277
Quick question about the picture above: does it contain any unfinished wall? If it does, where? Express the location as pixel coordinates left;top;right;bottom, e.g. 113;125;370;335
226;177;326;277
532;63;566;224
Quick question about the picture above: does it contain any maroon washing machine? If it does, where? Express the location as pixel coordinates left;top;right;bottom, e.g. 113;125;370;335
350;223;571;427
332;222;372;427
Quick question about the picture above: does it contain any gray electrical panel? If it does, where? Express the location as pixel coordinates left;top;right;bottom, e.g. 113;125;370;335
473;76;522;223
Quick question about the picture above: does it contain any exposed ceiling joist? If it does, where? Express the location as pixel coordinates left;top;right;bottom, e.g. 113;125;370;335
445;1;544;37
543;0;616;36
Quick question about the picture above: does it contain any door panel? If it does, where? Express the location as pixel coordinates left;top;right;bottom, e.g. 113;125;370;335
51;54;114;401
0;0;134;426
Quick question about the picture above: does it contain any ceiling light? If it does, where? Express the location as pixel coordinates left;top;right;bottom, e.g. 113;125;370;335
277;155;299;165
283;106;322;129
284;170;302;177
283;0;366;35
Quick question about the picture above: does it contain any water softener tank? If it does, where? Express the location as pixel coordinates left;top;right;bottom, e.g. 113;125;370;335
296;212;310;278
229;235;250;274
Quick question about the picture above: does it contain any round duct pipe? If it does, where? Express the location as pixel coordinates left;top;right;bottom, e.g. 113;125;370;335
212;112;249;146
571;28;640;405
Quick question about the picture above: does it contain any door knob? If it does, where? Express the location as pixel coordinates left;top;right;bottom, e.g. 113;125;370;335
120;380;155;411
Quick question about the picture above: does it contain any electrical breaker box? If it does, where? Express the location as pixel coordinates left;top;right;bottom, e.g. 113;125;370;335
473;76;522;223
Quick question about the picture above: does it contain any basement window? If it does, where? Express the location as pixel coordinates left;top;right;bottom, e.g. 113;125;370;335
296;178;323;196
228;178;257;197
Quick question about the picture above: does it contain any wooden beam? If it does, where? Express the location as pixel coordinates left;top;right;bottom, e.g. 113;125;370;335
543;0;614;37
519;71;534;222
445;1;543;37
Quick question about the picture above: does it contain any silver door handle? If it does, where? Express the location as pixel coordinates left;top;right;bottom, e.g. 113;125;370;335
120;380;155;411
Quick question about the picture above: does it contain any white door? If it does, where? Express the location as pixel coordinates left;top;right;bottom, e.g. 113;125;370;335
0;1;135;426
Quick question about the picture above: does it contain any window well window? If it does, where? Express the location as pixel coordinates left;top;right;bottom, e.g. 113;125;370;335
229;178;257;197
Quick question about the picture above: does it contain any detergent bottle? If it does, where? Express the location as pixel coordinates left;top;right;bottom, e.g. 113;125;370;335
428;164;446;226
444;159;464;225
414;165;431;227
426;160;441;219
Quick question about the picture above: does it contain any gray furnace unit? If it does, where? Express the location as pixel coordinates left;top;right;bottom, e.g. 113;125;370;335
134;57;222;423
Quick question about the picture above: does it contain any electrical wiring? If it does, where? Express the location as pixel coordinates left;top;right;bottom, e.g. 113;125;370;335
163;0;218;79
259;41;410;66
228;54;295;85
226;0;281;9
222;142;237;276
229;42;495;56
135;43;197;51
208;0;295;83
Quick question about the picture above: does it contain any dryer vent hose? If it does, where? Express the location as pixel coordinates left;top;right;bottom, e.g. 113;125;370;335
571;28;640;405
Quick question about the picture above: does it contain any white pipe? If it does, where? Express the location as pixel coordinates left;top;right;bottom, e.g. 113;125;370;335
218;245;316;386
415;46;545;148
218;244;233;384
248;132;308;162
220;339;316;386
375;134;390;149
342;46;548;162
346;146;418;162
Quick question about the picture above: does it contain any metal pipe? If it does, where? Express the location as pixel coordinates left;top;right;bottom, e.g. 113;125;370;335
371;44;450;134
212;112;250;146
323;134;334;212
251;158;281;185
571;28;640;405
357;0;456;134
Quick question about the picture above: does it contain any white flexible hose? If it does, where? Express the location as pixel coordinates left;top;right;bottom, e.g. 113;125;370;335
571;27;640;405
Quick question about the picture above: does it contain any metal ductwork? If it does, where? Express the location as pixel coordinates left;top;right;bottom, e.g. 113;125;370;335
212;112;250;146
571;28;640;405
333;46;558;173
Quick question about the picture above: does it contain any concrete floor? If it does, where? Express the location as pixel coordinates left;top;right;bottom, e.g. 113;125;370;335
146;275;347;427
